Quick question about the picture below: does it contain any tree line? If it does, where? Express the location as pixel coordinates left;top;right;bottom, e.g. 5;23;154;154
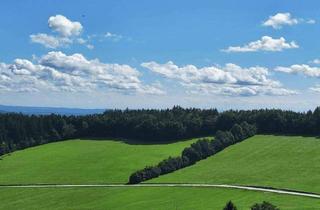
0;113;76;155
128;122;256;184
1;106;320;156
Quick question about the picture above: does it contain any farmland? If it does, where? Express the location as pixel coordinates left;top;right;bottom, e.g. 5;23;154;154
151;135;320;193
0;138;199;184
1;135;320;209
1;187;319;210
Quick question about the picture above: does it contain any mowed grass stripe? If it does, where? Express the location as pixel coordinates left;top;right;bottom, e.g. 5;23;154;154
1;187;320;210
150;135;320;193
0;138;199;184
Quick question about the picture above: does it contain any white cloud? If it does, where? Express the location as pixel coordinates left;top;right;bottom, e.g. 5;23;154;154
104;32;123;42
76;38;86;44
86;44;94;50
310;85;320;93
30;33;72;49
263;12;315;29
263;13;298;29
48;15;82;37
306;19;316;24
142;61;296;96
76;38;94;49
30;15;93;49
87;32;127;43
311;59;320;65
0;52;164;95
30;15;124;49
223;36;298;53
275;64;320;77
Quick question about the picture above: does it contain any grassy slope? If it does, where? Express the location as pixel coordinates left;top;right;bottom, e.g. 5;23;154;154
2;135;320;209
150;135;320;193
0;138;199;184
1;187;319;210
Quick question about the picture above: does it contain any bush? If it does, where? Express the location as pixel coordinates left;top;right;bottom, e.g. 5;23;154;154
230;124;244;141
223;200;237;210
251;201;279;210
182;147;201;164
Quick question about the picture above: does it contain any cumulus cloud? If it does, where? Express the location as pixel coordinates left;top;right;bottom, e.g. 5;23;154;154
30;15;126;49
275;64;320;77
263;13;298;29
263;12;315;29
48;15;82;37
0;52;164;95
30;33;72;49
223;36;298;53
142;61;296;96
30;15;92;49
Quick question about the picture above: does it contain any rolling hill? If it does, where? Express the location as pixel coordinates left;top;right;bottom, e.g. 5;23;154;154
150;135;320;193
0;138;199;184
1;135;320;209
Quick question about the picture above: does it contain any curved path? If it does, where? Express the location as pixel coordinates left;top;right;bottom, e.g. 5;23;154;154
1;183;320;199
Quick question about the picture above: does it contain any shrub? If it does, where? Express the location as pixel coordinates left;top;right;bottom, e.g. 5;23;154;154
251;201;279;210
223;200;237;210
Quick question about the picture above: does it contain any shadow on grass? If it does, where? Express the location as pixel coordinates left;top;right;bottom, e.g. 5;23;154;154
258;133;320;139
76;133;320;145
78;136;213;145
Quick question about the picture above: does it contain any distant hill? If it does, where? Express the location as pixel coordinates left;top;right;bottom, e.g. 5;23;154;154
0;105;106;116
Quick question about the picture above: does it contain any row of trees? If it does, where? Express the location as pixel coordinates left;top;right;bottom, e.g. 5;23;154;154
223;201;279;210
80;106;219;140
0;114;76;156
216;108;320;135
0;107;219;155
2;106;320;156
128;122;256;184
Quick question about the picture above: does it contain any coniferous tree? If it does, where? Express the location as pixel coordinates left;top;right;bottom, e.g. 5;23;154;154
223;201;237;210
2;106;320;157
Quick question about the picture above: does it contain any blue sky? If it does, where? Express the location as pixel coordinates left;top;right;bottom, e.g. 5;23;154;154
1;0;320;110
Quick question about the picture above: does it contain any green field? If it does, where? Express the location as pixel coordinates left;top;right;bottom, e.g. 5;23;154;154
1;187;319;210
0;138;199;184
2;135;320;209
150;135;320;193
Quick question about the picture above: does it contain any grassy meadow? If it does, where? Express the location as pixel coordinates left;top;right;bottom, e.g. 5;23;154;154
0;138;199;184
1;187;319;210
2;135;320;209
150;135;320;193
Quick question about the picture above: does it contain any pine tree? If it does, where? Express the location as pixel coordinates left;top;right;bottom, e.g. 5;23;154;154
223;201;237;210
